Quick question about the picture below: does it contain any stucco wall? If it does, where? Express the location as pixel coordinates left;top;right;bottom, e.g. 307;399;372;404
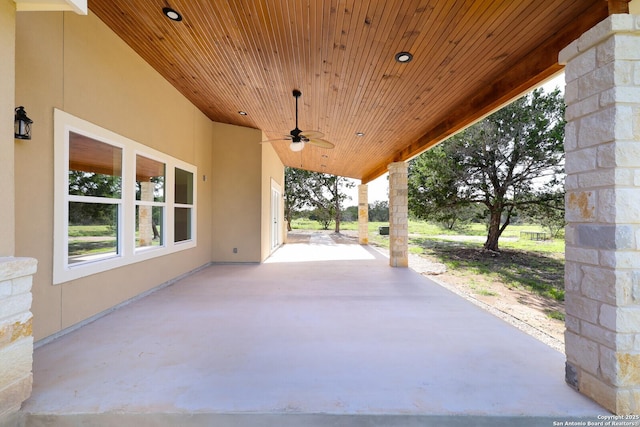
14;11;215;341
0;0;15;257
211;122;263;263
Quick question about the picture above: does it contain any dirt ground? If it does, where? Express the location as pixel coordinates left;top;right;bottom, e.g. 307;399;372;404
413;255;565;353
286;229;565;353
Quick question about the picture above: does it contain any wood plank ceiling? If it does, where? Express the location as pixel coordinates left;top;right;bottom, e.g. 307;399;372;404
87;0;612;183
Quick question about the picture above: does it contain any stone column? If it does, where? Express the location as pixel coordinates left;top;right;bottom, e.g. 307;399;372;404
559;14;640;414
358;184;369;245
0;257;36;421
388;162;408;267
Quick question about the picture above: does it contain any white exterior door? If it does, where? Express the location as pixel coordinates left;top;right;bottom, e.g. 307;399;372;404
270;180;281;251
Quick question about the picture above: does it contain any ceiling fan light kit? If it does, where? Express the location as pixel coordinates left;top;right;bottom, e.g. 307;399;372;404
289;141;305;152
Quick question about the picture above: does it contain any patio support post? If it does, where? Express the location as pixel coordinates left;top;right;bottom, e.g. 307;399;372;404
559;14;640;414
388;162;408;267
0;3;37;424
358;184;369;245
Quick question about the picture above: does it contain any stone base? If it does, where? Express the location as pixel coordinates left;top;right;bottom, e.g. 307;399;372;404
0;257;36;424
0;374;32;418
571;367;640;415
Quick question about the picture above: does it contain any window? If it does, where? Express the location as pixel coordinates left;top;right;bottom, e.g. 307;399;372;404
174;167;193;243
54;109;197;284
136;155;165;250
67;133;122;265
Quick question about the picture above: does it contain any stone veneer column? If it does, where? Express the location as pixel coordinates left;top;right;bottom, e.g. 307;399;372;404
358;184;369;245
388;162;408;267
559;14;640;414
0;257;37;420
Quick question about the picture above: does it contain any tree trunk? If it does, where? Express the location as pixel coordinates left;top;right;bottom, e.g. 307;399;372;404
484;208;502;251
285;209;292;231
334;180;341;233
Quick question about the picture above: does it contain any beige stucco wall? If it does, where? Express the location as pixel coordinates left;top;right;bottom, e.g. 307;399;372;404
211;122;263;263
14;11;215;341
0;0;15;257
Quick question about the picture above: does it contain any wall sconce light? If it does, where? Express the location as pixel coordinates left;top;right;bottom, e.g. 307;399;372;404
14;106;33;140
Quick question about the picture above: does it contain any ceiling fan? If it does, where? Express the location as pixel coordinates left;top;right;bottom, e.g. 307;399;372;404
262;89;335;152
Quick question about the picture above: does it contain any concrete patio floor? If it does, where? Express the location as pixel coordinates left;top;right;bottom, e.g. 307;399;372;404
19;234;607;426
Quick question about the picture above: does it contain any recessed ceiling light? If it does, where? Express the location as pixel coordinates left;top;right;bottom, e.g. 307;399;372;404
163;7;183;22
395;51;413;63
238;111;248;116
356;132;365;137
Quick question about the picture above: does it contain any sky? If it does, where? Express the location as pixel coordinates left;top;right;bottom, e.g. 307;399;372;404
343;72;566;205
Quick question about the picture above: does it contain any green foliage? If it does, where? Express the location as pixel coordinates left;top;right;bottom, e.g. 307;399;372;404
284;167;315;231
68;171;121;225
408;88;566;251
547;310;565;321
308;207;333;230
342;200;389;223
368;200;389;222
518;190;566;238
342;205;358;222
284;167;354;232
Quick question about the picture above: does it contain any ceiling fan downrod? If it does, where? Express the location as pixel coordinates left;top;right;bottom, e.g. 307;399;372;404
291;89;302;142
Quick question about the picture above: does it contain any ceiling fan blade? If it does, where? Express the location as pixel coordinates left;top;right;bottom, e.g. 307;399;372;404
260;137;290;144
307;138;335;149
300;130;324;139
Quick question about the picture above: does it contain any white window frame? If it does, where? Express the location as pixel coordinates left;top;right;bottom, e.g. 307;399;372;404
173;167;196;245
134;152;167;253
53;109;197;284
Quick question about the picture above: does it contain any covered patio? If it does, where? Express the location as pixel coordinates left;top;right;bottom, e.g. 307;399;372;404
20;235;604;426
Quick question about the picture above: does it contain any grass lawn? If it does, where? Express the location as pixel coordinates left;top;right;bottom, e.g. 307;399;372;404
68;224;161;256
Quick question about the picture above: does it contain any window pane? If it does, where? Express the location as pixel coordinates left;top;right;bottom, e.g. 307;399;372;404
136;206;164;248
174;207;191;242
68;202;118;264
69;132;122;198
175;168;193;204
136;156;165;202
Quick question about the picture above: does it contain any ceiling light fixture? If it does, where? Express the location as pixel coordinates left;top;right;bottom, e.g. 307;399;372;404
162;7;183;21
356;132;365;137
290;141;305;152
395;51;413;63
238;111;247;116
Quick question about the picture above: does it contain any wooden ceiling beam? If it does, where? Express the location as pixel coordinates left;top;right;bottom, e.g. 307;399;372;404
608;0;630;14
